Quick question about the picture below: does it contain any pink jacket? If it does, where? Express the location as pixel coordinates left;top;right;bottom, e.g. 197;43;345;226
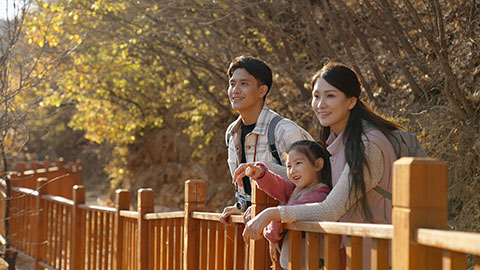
326;124;396;224
252;163;330;243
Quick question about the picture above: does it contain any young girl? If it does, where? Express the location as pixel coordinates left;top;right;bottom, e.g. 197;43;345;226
243;62;399;269
233;140;332;269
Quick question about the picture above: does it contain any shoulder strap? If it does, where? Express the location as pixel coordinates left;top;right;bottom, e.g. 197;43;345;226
268;115;283;165
374;186;392;201
226;122;235;147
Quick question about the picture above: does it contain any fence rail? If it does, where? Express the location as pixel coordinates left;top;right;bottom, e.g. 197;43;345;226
0;157;479;269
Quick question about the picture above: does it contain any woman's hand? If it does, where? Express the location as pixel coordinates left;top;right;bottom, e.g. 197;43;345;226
243;207;281;243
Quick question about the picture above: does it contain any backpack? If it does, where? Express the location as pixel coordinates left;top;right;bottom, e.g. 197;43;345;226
365;124;428;201
226;115;283;165
388;130;428;159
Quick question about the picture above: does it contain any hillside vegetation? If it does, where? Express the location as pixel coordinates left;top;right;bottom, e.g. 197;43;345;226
11;0;480;232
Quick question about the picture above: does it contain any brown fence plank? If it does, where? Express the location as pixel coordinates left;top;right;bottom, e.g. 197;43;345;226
442;250;466;270
200;220;208;270
71;185;86;270
371;238;389;270
113;189;130;270
138;188;154;270
392;158;447;270
324;234;340;270
215;222;224;270
346;236;362;270
34;178;48;268
167;219;174;270
183;180;205;270
288;230;302;270
306;232;320;270
235;224;245;270
208;221;216;269
174;219;182;270
224;223;235;270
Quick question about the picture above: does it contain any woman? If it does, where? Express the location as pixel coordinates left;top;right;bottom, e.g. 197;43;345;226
243;62;398;268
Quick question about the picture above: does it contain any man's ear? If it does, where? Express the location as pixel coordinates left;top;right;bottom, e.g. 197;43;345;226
315;158;324;172
259;85;268;98
348;97;358;110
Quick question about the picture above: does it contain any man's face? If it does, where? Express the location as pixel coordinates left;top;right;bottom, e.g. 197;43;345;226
228;68;266;113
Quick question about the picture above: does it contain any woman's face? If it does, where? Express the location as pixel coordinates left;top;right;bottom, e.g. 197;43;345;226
311;78;357;135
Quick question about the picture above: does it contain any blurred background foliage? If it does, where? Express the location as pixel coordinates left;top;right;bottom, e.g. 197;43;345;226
7;0;480;231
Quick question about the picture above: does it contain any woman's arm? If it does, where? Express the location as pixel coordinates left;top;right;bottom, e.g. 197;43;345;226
244;143;384;241
278;141;384;223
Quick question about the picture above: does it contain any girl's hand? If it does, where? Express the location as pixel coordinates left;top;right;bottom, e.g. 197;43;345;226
232;163;264;187
269;242;281;262
243;207;281;243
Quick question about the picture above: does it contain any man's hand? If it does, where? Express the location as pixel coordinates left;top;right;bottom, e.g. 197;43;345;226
219;205;242;225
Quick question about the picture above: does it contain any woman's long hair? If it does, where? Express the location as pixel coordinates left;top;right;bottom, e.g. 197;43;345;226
311;62;401;220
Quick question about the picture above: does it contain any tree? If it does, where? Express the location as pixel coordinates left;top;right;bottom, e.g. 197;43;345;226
23;0;480;233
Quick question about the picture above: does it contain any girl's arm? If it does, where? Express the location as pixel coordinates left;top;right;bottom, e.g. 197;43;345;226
251;163;296;204
277;141;384;223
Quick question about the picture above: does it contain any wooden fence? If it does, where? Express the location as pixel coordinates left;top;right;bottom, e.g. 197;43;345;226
0;157;479;269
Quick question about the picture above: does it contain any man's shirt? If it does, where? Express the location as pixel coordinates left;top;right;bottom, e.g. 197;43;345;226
226;105;314;194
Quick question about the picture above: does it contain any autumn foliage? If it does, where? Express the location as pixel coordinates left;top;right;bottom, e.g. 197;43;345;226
13;0;480;233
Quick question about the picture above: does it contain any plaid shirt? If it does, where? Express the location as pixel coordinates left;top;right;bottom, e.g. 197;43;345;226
225;105;314;181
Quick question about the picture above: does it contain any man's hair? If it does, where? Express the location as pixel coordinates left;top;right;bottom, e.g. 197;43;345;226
227;55;273;98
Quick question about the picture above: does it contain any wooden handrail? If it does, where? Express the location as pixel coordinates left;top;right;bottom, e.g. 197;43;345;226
144;211;184;220
191;212;245;224
11;186;38;196
78;204;115;213
3;157;480;270
41;194;73;206
415;228;480;256
119;210;139;219
285;221;393;239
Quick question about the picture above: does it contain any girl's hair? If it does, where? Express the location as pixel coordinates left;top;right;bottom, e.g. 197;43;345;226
311;62;401;220
287;140;332;189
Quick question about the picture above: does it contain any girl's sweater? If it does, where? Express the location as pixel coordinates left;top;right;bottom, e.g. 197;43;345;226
252;163;330;243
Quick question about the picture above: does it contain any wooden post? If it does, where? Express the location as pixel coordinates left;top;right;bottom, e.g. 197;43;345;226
70;185;85;270
392;157;447;270
138;188;154;270
249;183;279;270
113;189;130;270
183;180;206;270
34;177;48;269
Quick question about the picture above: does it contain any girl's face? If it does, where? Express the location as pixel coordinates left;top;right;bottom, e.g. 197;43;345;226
311;78;357;135
286;150;323;189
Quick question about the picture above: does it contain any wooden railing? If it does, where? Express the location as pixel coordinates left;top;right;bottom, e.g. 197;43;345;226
0;157;479;269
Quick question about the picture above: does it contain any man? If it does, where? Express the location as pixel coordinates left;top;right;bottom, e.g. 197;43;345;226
220;55;313;224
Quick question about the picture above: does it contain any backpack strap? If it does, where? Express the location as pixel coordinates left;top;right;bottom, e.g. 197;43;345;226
268;115;283;165
374;186;392;201
225;123;235;147
406;132;417;157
